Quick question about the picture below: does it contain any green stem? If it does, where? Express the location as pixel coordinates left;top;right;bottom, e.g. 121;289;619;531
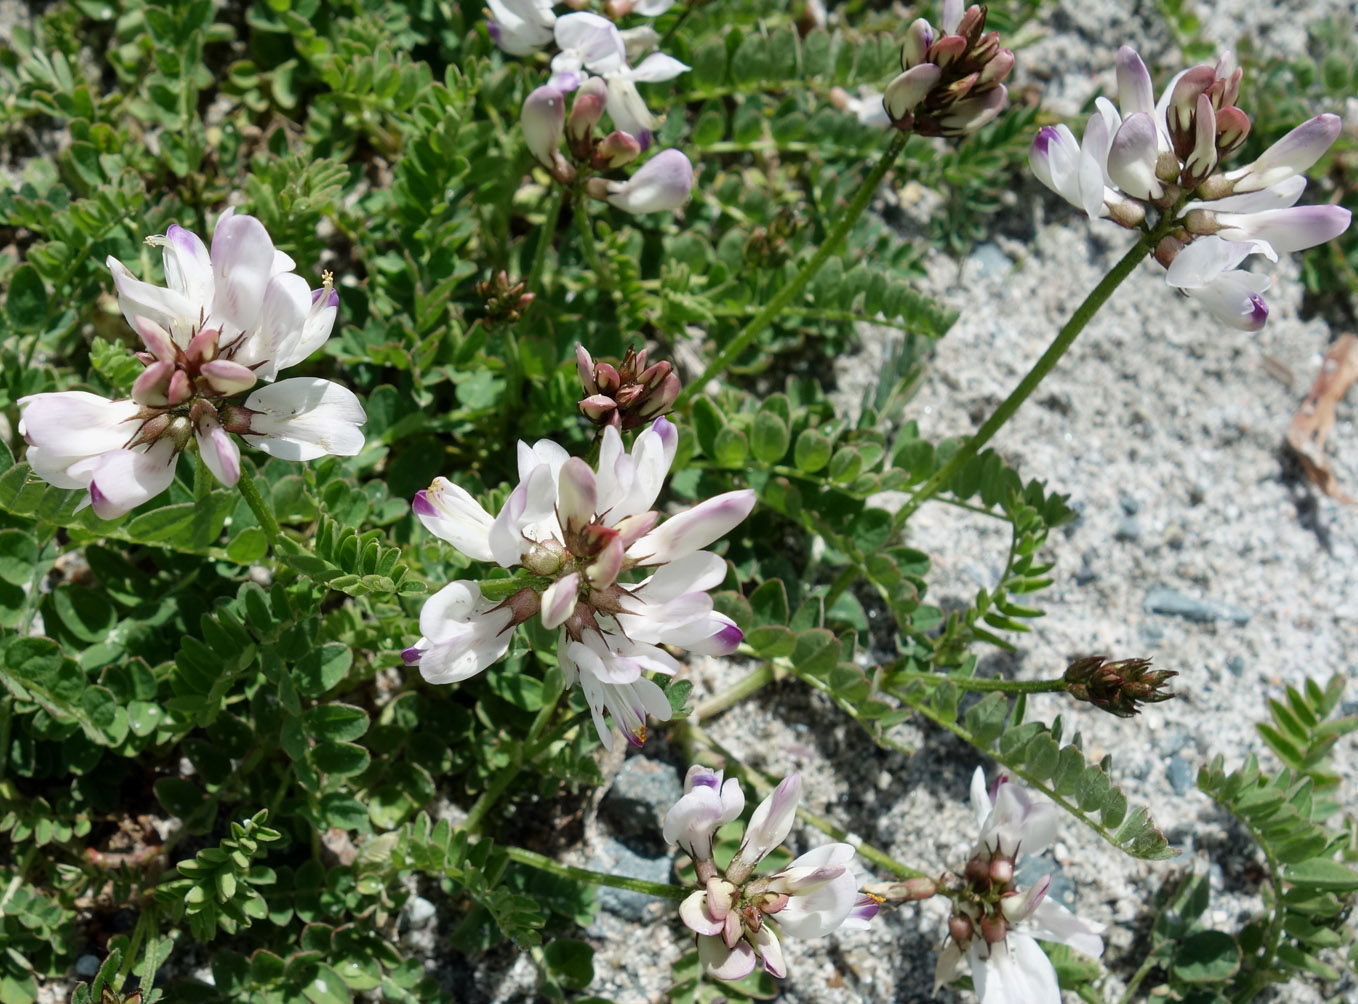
506;846;688;899
115;902;157;988
573;193;611;290
890;670;1067;695
893;217;1175;528
692;663;776;722
676;129;910;408
235;464;281;548
527;186;566;298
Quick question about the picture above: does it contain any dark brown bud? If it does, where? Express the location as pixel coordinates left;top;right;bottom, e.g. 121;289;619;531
476;271;536;328
948;913;974;944
1064;655;1177;717
979;912;1007;944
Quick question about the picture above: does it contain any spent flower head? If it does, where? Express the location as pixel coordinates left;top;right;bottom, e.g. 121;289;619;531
1063;655;1176;717
407;416;753;748
18;210;365;518
935;769;1104;1004
1030;45;1351;330
666;770;878;981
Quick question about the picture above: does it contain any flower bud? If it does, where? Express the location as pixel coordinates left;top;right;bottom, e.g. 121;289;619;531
884;64;943;122
979;912;1007;944
184;326;220;366
926;33;967;69
595;130;643;169
132;359;175;407
900;18;935;69
989;856;1014;885
200;359;259;396
567;77;608;149
1214;105;1251;161
134;316;176;362
948;913;974;944
522;86;570;180
595;149;694;214
166;369;194;408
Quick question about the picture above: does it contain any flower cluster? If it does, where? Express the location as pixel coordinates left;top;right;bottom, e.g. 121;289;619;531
1031;46;1351;330
406;416;753;749
522;81;694;214
576;343;680;430
17;211;365;518
935;769;1104;1004
665;768;878;980
497;2;695;215
830;1;1012;136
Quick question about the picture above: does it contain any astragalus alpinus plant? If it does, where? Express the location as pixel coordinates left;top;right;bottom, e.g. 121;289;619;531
0;1;1354;1003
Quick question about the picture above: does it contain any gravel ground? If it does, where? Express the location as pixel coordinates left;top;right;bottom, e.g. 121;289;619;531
529;2;1358;1003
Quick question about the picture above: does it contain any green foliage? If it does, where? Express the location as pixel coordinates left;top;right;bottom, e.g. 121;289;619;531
1194;675;1358;995
0;0;1343;1000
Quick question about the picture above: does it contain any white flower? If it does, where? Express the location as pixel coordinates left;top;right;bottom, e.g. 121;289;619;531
935;769;1104;1004
18;212;363;518
601;52;690;145
550;12;627;91
486;0;556;56
409;415;754;748
1164;236;1272;331
663;766;745;865
594;148;694;214
1032;44;1352;331
668;771;874;981
549;11;688;145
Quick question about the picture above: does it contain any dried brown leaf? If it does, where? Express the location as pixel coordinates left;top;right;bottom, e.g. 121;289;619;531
1285;334;1358;504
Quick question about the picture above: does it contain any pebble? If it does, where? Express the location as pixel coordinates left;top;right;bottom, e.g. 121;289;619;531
1155;729;1190;757
1014;856;1076;909
404;895;436;928
1114;517;1143;542
74;955;100;978
587;838;674;924
1226;655;1246;677
1166;756;1196;795
1118;495;1140;515
1143;588;1252;625
966;242;1012;280
598;755;683;857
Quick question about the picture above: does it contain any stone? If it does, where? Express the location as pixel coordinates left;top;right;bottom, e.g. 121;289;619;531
1166;756;1195;795
587;837;674;923
1115;517;1142;542
599;754;683;857
1143;588;1251;625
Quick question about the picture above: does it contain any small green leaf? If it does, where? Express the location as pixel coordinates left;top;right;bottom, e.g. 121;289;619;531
1171;930;1241;982
310;741;371;777
0;529;38;585
794;429;832;472
303;704;370;742
227;527;270;563
541;939;595;991
294;643;353;698
750;408;790;464
5;264;48;329
714;426;748;466
1283;858;1358;891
